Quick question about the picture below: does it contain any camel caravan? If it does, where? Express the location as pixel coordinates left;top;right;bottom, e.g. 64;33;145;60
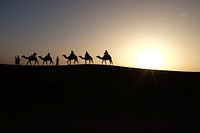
15;50;113;66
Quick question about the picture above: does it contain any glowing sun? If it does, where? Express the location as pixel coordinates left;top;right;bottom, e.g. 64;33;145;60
136;49;164;69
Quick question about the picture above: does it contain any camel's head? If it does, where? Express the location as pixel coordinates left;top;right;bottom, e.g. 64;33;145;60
96;55;101;58
62;54;67;58
21;55;25;58
38;56;42;58
33;52;37;55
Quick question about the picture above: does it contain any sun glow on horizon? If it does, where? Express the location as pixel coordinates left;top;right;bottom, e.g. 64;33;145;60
136;49;164;69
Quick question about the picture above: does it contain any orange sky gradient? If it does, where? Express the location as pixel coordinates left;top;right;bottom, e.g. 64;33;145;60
1;0;200;71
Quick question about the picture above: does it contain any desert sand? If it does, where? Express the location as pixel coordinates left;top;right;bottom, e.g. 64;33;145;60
0;64;199;132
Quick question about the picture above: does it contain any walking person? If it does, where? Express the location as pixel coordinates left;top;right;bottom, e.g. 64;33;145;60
56;56;59;66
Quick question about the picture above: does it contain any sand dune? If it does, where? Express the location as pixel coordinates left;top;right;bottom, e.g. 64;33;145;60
0;64;199;133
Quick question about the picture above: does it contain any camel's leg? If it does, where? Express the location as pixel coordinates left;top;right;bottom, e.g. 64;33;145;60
74;59;78;64
110;60;113;65
51;60;54;65
36;60;39;65
67;60;71;65
27;61;31;65
28;60;31;65
48;61;50;65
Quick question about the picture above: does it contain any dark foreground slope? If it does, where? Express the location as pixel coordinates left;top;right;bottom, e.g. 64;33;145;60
0;64;200;133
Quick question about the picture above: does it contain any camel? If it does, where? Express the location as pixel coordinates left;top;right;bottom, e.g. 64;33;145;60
96;54;113;65
22;52;39;65
38;54;54;65
63;51;79;65
79;51;93;64
79;56;93;64
63;54;79;65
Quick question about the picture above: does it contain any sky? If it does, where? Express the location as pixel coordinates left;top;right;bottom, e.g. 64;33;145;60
1;0;200;71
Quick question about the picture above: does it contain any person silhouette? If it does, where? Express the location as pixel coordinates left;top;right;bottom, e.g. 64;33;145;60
70;50;75;58
104;50;109;56
30;52;37;58
15;56;20;65
15;56;17;65
85;51;90;59
47;52;50;57
56;56;59;66
17;56;20;65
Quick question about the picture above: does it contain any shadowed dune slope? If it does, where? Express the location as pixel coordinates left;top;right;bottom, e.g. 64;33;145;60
0;64;200;133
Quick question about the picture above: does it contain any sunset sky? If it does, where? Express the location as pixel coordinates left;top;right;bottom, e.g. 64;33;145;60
1;0;200;71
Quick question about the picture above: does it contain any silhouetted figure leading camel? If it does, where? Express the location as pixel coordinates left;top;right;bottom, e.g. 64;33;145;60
38;52;54;65
63;50;79;65
22;52;39;65
15;56;20;65
79;51;93;64
56;56;59;66
96;50;113;65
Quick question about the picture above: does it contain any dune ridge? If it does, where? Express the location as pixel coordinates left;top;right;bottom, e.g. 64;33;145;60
0;64;199;133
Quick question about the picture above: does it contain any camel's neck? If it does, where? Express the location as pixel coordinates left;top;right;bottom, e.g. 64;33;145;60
22;56;29;59
63;55;69;59
97;56;103;59
39;56;44;60
79;56;85;59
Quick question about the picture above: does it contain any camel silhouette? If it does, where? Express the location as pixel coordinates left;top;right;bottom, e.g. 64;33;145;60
63;50;79;65
22;52;39;65
79;51;93;64
96;50;113;65
38;53;54;65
